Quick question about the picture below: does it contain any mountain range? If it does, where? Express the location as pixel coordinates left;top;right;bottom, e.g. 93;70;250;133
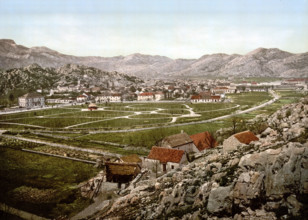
0;39;307;78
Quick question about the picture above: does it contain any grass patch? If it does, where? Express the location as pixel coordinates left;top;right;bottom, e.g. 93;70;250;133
0;148;99;219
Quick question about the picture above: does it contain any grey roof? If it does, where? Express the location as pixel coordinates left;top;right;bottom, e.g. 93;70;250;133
162;132;193;148
20;93;44;98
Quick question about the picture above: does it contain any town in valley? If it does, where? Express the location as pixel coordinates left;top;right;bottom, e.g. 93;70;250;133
1;0;308;219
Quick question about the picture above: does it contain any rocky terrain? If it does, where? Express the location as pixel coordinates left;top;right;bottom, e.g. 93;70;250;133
92;98;308;220
0;63;142;94
1;39;307;78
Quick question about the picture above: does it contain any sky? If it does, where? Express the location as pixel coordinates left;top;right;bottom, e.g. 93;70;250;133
0;0;308;58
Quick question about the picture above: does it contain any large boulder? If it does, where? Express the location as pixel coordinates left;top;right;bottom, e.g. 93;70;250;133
207;185;233;214
233;171;264;206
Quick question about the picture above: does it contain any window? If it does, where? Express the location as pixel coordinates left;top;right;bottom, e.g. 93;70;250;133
171;165;174;169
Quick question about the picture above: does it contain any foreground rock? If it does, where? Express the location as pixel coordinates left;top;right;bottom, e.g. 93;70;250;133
92;98;307;220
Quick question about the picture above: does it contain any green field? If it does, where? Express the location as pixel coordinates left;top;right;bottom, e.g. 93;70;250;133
0;91;305;153
0;147;99;219
0;92;272;130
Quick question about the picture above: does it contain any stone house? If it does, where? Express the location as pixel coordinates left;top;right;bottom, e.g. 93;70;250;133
223;130;259;153
161;132;199;153
190;131;218;152
145;147;186;173
18;93;45;108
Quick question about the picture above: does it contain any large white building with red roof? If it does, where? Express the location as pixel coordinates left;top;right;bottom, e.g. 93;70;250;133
137;92;154;101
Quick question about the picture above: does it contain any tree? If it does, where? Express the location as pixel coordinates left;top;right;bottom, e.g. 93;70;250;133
130;86;136;93
231;117;241;134
9;93;14;103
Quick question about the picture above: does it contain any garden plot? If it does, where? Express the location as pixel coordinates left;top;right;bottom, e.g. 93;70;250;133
0;92;276;131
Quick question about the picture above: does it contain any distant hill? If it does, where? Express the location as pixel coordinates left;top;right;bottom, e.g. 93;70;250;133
0;39;307;78
0;63;142;94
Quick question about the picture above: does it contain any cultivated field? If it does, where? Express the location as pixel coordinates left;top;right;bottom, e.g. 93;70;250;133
0;92;271;130
1;91;306;154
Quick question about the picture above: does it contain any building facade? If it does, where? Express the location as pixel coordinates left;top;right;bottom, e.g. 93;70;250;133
18;93;45;108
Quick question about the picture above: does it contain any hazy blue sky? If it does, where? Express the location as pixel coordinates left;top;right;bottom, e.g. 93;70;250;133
1;0;307;58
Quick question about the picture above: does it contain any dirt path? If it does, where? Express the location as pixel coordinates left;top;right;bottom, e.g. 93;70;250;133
1;134;121;157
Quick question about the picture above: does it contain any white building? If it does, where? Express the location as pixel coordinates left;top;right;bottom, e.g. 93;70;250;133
137;92;154;101
77;95;87;102
18;93;45;108
46;98;73;104
95;93;122;103
154;92;164;101
190;95;221;103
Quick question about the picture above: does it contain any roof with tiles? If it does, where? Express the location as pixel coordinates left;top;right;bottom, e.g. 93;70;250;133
211;95;221;100
190;131;218;151
147;147;185;163
233;130;259;144
20;93;44;98
191;95;201;100
162;132;193;148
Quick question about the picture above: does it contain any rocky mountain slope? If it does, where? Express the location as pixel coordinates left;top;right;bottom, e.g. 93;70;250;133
93;98;308;220
0;63;142;94
1;39;307;78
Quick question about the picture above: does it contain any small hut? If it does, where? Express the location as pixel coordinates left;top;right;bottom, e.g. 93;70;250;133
88;103;98;111
223;130;259;153
105;162;141;188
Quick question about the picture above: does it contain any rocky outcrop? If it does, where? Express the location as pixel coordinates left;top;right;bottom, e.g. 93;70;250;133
0;63;142;94
91;98;307;220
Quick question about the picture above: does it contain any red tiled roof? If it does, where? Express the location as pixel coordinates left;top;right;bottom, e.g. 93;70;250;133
211;95;221;99
162;132;193;148
234;131;259;144
139;92;154;96
191;95;201;100
190;131;218;151
147;147;185;163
